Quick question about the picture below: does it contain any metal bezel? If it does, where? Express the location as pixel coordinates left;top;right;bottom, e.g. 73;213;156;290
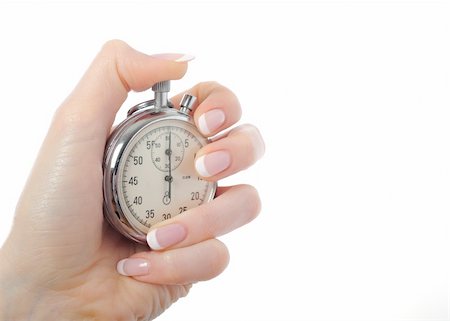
103;107;217;244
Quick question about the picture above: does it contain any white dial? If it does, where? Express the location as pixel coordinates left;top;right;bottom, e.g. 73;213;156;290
117;118;214;233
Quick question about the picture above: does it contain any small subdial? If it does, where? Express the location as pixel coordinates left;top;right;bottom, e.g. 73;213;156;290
151;131;184;171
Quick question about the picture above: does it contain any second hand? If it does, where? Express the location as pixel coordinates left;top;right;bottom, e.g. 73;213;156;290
164;128;172;205
168;129;172;200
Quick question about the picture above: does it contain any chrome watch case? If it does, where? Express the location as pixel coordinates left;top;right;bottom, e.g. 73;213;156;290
103;81;217;243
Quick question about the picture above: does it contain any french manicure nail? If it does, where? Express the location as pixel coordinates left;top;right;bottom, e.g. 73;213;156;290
117;258;150;276
151;53;195;62
195;150;231;177
147;224;187;250
198;109;226;136
244;125;266;161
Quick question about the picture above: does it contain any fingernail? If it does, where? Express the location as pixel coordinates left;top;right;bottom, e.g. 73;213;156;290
147;224;187;250
198;109;226;136
117;258;150;276
195;150;231;177
245;125;266;160
151;53;195;62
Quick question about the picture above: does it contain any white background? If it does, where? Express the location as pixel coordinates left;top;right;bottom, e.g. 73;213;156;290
0;1;449;320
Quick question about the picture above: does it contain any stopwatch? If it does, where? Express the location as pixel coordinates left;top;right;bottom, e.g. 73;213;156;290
103;80;217;244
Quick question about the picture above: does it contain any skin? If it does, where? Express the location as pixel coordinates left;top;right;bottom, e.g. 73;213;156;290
0;40;264;320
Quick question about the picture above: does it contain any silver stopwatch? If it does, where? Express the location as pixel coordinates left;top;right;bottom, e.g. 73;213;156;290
103;80;216;244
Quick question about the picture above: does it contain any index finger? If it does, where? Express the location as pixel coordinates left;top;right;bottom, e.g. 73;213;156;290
170;82;242;137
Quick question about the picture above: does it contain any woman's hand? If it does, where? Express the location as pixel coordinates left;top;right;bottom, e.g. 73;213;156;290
0;40;264;321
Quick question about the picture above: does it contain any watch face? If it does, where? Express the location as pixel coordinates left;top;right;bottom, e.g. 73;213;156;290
116;118;215;233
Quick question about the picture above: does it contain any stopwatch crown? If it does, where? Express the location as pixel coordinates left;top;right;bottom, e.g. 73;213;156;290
153;81;171;109
152;80;170;93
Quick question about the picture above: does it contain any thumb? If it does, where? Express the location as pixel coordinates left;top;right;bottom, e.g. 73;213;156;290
55;39;191;143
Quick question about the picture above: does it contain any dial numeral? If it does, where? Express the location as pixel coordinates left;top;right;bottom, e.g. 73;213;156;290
145;209;155;218
162;213;171;220
128;176;138;185
133;196;143;205
147;141;161;149
191;192;200;201
133;156;143;165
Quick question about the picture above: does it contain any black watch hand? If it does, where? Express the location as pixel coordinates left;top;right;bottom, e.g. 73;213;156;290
163;131;173;205
163;130;172;205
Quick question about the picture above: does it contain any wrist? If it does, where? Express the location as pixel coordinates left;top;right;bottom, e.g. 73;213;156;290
0;249;95;321
0;246;67;321
0;247;39;320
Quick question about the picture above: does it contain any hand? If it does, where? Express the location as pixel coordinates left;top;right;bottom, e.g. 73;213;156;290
0;40;264;321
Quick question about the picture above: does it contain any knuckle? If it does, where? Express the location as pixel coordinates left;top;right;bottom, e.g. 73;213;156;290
100;39;129;55
232;124;265;165
205;240;229;279
162;252;184;284
99;39;132;91
197;80;221;90
198;206;220;239
192;81;241;118
231;123;258;135
197;81;236;97
195;81;224;100
240;184;262;221
52;106;89;133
